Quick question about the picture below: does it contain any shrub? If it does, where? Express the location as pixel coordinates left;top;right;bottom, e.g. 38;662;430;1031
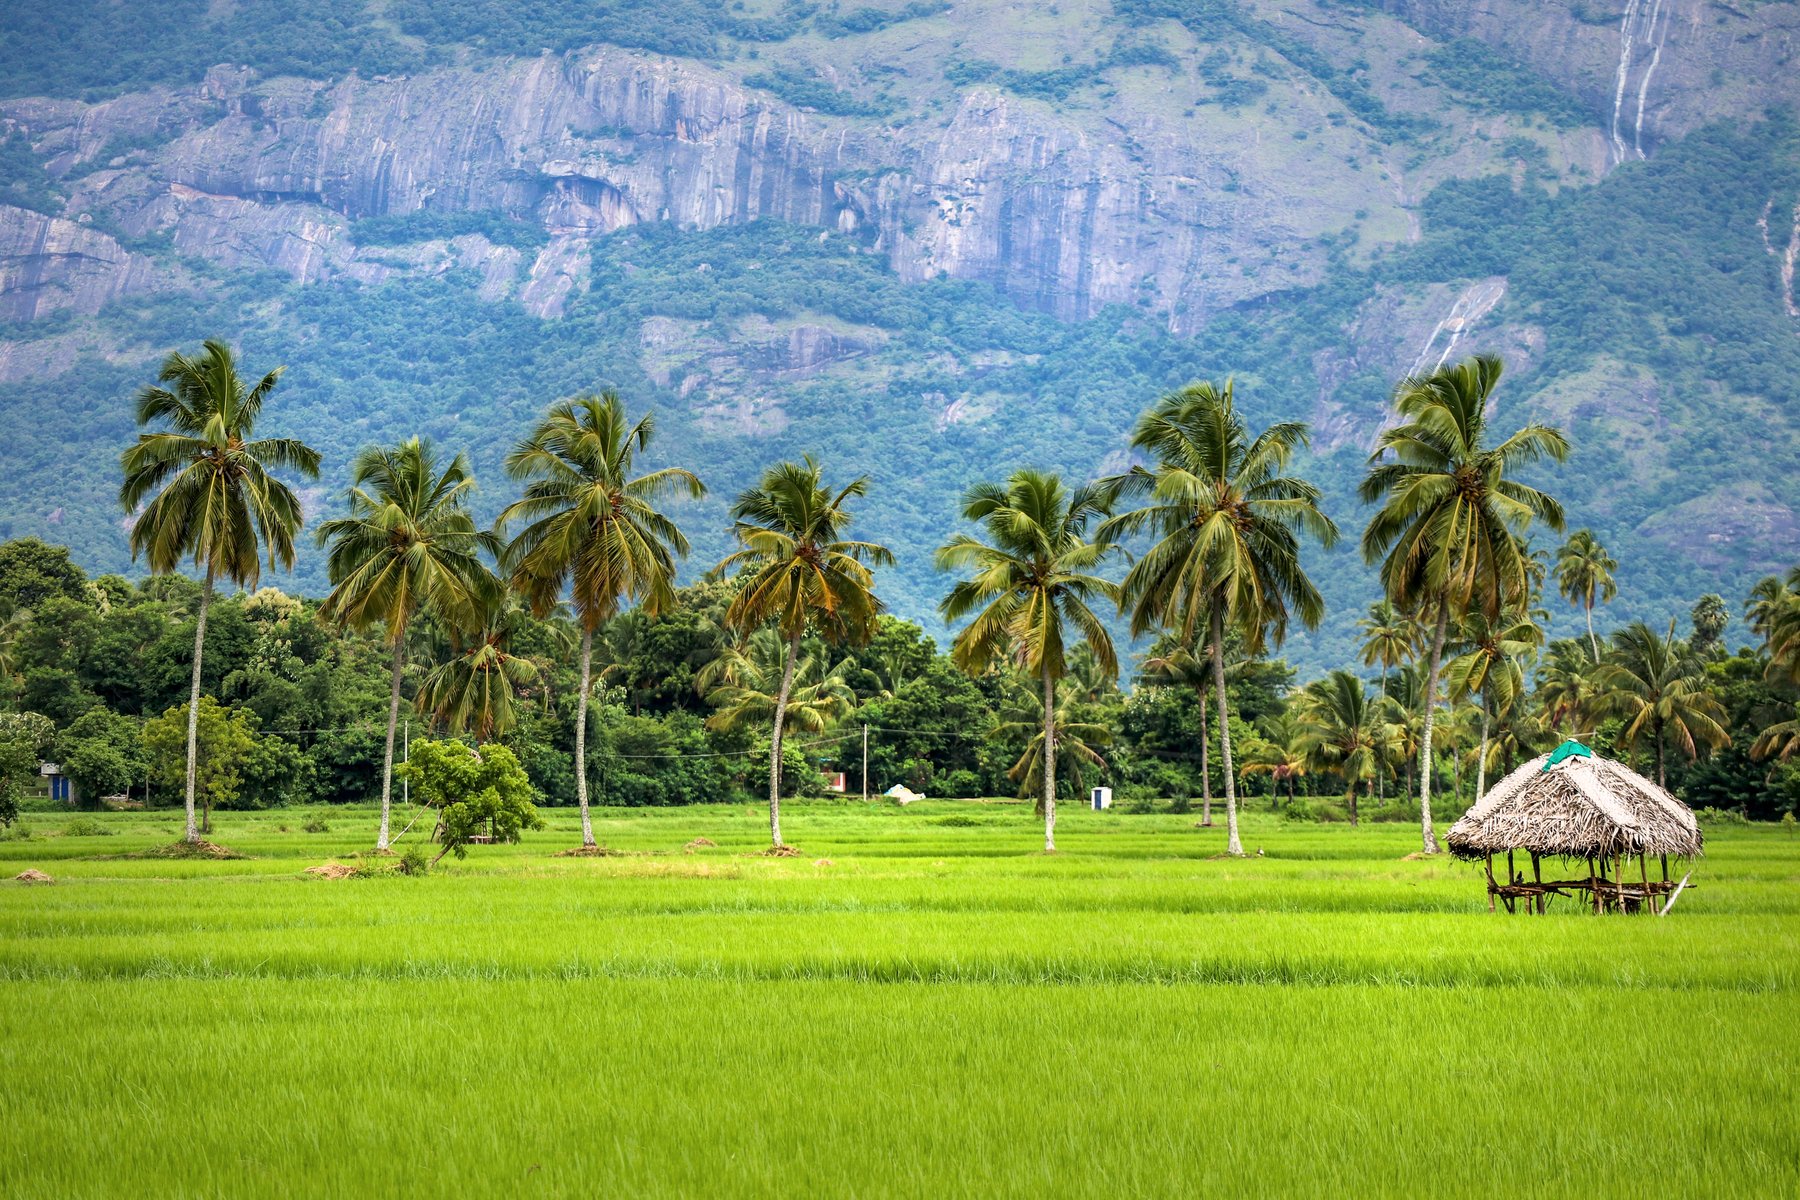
301;816;330;834
62;816;113;837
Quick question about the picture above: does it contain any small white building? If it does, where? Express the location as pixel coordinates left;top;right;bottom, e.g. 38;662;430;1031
1090;786;1112;811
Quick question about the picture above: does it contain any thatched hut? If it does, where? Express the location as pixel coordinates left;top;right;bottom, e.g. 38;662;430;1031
1447;740;1702;914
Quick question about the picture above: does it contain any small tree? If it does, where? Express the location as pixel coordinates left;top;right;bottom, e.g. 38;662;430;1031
0;711;54;827
143;698;255;833
400;739;543;863
53;708;143;808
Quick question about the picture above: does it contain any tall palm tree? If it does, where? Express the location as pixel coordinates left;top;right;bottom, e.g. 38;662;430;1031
498;394;703;849
697;630;858;735
1139;641;1214;825
316;439;499;851
1552;529;1616;662
1591;620;1729;788
938;469;1117;852
1293;670;1389;825
1358;599;1418;800
991;675;1112;808
1535;639;1596;736
1690;593;1729;658
1442;609;1541;801
417;594;542;742
119;340;320;844
1747;568;1800;684
1100;380;1338;857
719;457;891;849
1359;354;1568;853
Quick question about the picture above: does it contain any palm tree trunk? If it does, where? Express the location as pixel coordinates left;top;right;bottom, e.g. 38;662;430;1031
182;571;213;844
1042;664;1057;852
1585;599;1600;663
1195;683;1213;826
1377;666;1388;801
1345;780;1358;826
1210;607;1243;857
1655;716;1665;790
1416;605;1449;855
377;637;403;851
1476;702;1490;801
575;627;596;848
767;631;802;848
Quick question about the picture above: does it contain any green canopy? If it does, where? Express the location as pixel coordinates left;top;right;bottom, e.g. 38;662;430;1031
1543;739;1594;770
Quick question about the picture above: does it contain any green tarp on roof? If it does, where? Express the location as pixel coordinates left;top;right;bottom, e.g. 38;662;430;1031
1543;739;1594;770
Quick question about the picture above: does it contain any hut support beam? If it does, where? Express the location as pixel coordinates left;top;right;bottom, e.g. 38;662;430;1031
1484;854;1497;912
1531;852;1543;915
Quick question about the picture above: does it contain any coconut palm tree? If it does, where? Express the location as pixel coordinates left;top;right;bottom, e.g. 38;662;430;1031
119;340;320;844
1747;568;1800;684
498;394;703;849
719;457;891;849
417;594;543;742
1591;620;1730;788
1358;599;1418;800
1749;702;1800;765
938;469;1117;852
1442;609;1542;801
1139;641;1215;825
1535;639;1597;736
1359;354;1568;853
991;675;1112;809
1100;380;1338;857
1552;529;1617;662
316;439;500;851
1241;710;1308;805
1293;671;1390;825
697;629;858;735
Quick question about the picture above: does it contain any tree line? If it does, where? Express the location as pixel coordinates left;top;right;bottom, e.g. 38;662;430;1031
1;341;1797;855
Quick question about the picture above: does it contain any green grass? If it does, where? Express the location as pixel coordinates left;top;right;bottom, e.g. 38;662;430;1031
3;802;1797;1196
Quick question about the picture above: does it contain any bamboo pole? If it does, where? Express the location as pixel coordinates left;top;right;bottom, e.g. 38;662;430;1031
1485;853;1496;913
1531;852;1543;915
1639;854;1651;916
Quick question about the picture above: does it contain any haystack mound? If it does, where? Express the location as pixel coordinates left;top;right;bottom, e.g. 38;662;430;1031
1447;745;1702;862
132;839;244;860
13;868;54;883
683;837;717;853
813;858;834;868
304;862;357;880
759;844;803;858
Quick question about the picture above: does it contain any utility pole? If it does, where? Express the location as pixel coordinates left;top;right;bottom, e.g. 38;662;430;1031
862;723;869;803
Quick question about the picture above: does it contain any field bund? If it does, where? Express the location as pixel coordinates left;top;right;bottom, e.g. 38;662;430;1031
3;803;1796;1196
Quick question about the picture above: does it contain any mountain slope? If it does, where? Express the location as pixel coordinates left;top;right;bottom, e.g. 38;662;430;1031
0;0;1796;670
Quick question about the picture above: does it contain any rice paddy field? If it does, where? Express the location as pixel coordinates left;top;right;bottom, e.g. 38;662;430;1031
2;801;1796;1197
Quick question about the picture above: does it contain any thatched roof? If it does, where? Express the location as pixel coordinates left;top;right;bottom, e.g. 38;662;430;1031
1446;744;1703;861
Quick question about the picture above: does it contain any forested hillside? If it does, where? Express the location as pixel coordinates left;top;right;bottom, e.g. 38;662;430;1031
1;0;1797;670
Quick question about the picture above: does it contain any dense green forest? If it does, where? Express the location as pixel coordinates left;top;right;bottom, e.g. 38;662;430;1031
2;527;1796;830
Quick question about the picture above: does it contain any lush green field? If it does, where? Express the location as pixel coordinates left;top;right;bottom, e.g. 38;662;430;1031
3;802;1796;1197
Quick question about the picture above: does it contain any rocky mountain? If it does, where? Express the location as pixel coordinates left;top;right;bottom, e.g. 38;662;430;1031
1;0;1797;668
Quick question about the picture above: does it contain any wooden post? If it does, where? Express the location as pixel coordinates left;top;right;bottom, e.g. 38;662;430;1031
1531;852;1543;915
1660;854;1669;882
1588;855;1598;914
1638;854;1651;916
1485;853;1496;912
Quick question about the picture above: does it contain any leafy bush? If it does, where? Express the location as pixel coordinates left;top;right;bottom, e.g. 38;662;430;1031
301;816;330;833
62;816;114;836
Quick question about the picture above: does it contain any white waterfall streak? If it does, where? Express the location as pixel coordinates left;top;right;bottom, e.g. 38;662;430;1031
1609;0;1643;165
1407;279;1509;377
1784;202;1800;319
1632;0;1668;158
